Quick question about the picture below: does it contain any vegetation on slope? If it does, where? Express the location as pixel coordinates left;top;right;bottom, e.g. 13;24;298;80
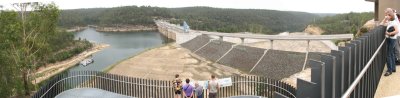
58;6;318;34
0;3;91;97
311;12;374;35
169;7;319;34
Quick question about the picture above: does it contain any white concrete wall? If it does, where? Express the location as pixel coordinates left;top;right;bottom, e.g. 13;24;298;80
175;32;202;44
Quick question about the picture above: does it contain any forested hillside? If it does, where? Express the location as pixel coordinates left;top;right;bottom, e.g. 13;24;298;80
169;7;319;34
58;6;172;27
312;12;374;35
58;6;318;34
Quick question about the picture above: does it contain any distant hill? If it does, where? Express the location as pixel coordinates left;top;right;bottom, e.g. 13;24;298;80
314;13;337;17
311;12;373;35
168;7;319;34
58;6;319;34
58;6;172;27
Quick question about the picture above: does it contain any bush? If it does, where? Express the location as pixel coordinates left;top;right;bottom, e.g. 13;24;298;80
46;40;92;64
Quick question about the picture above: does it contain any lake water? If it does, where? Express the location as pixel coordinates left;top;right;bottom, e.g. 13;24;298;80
69;28;166;71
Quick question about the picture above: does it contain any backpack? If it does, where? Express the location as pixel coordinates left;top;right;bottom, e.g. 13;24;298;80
174;79;182;91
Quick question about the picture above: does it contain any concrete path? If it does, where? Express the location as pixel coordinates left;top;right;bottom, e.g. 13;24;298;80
375;66;400;98
55;88;133;98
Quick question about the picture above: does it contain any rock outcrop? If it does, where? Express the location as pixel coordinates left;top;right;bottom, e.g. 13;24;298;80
303;25;325;35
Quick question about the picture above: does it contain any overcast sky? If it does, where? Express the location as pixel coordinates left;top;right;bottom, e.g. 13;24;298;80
0;0;374;13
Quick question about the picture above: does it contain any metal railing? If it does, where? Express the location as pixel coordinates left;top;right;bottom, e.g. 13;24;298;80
32;71;296;98
293;26;387;98
342;37;386;97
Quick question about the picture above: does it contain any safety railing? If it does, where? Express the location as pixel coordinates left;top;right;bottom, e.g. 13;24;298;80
32;71;296;98
292;26;387;98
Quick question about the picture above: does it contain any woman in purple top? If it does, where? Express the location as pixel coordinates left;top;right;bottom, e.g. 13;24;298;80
182;78;194;98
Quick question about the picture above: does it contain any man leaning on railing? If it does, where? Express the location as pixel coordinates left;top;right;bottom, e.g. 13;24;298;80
380;8;400;76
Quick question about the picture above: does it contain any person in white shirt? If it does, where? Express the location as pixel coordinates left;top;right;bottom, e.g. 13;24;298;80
381;8;399;76
393;9;400;62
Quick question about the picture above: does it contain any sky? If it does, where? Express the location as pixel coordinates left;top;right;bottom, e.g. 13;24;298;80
0;0;374;13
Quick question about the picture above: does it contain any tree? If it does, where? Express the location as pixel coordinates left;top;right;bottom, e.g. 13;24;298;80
0;11;23;98
1;3;92;97
8;3;60;96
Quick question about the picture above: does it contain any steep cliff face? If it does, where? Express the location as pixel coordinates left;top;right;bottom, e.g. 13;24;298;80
303;25;325;35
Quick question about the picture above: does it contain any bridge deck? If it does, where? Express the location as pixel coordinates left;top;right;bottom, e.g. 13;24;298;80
156;20;353;41
200;31;353;40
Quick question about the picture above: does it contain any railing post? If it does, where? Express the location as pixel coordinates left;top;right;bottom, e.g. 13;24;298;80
240;37;244;44
331;50;344;97
296;60;325;98
321;54;336;98
270;40;274;49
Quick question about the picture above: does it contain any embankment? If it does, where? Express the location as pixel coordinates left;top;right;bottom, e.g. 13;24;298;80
32;43;109;84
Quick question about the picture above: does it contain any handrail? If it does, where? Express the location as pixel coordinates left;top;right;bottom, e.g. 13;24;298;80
200;32;353;40
37;73;297;98
156;20;353;40
233;81;296;98
341;38;386;98
39;75;172;98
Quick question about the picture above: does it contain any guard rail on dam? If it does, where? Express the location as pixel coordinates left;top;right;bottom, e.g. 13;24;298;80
32;71;296;98
33;22;387;97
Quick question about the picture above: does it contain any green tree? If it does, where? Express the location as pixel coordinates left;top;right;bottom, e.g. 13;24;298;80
0;3;60;96
0;11;23;98
313;12;373;34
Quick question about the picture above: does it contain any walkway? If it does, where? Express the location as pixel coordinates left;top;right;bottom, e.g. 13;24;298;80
375;65;400;98
55;88;133;98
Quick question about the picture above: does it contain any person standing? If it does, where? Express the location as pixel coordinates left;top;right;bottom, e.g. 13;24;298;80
183;78;194;98
173;74;182;98
393;9;400;63
208;75;219;98
381;8;400;76
194;81;204;98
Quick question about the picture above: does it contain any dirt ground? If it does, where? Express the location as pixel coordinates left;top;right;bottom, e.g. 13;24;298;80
108;44;241;81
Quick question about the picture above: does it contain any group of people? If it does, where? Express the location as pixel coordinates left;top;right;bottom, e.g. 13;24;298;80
173;74;220;98
382;8;400;76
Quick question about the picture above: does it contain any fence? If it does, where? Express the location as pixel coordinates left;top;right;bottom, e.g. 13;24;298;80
293;26;387;98
32;71;296;98
33;24;387;98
